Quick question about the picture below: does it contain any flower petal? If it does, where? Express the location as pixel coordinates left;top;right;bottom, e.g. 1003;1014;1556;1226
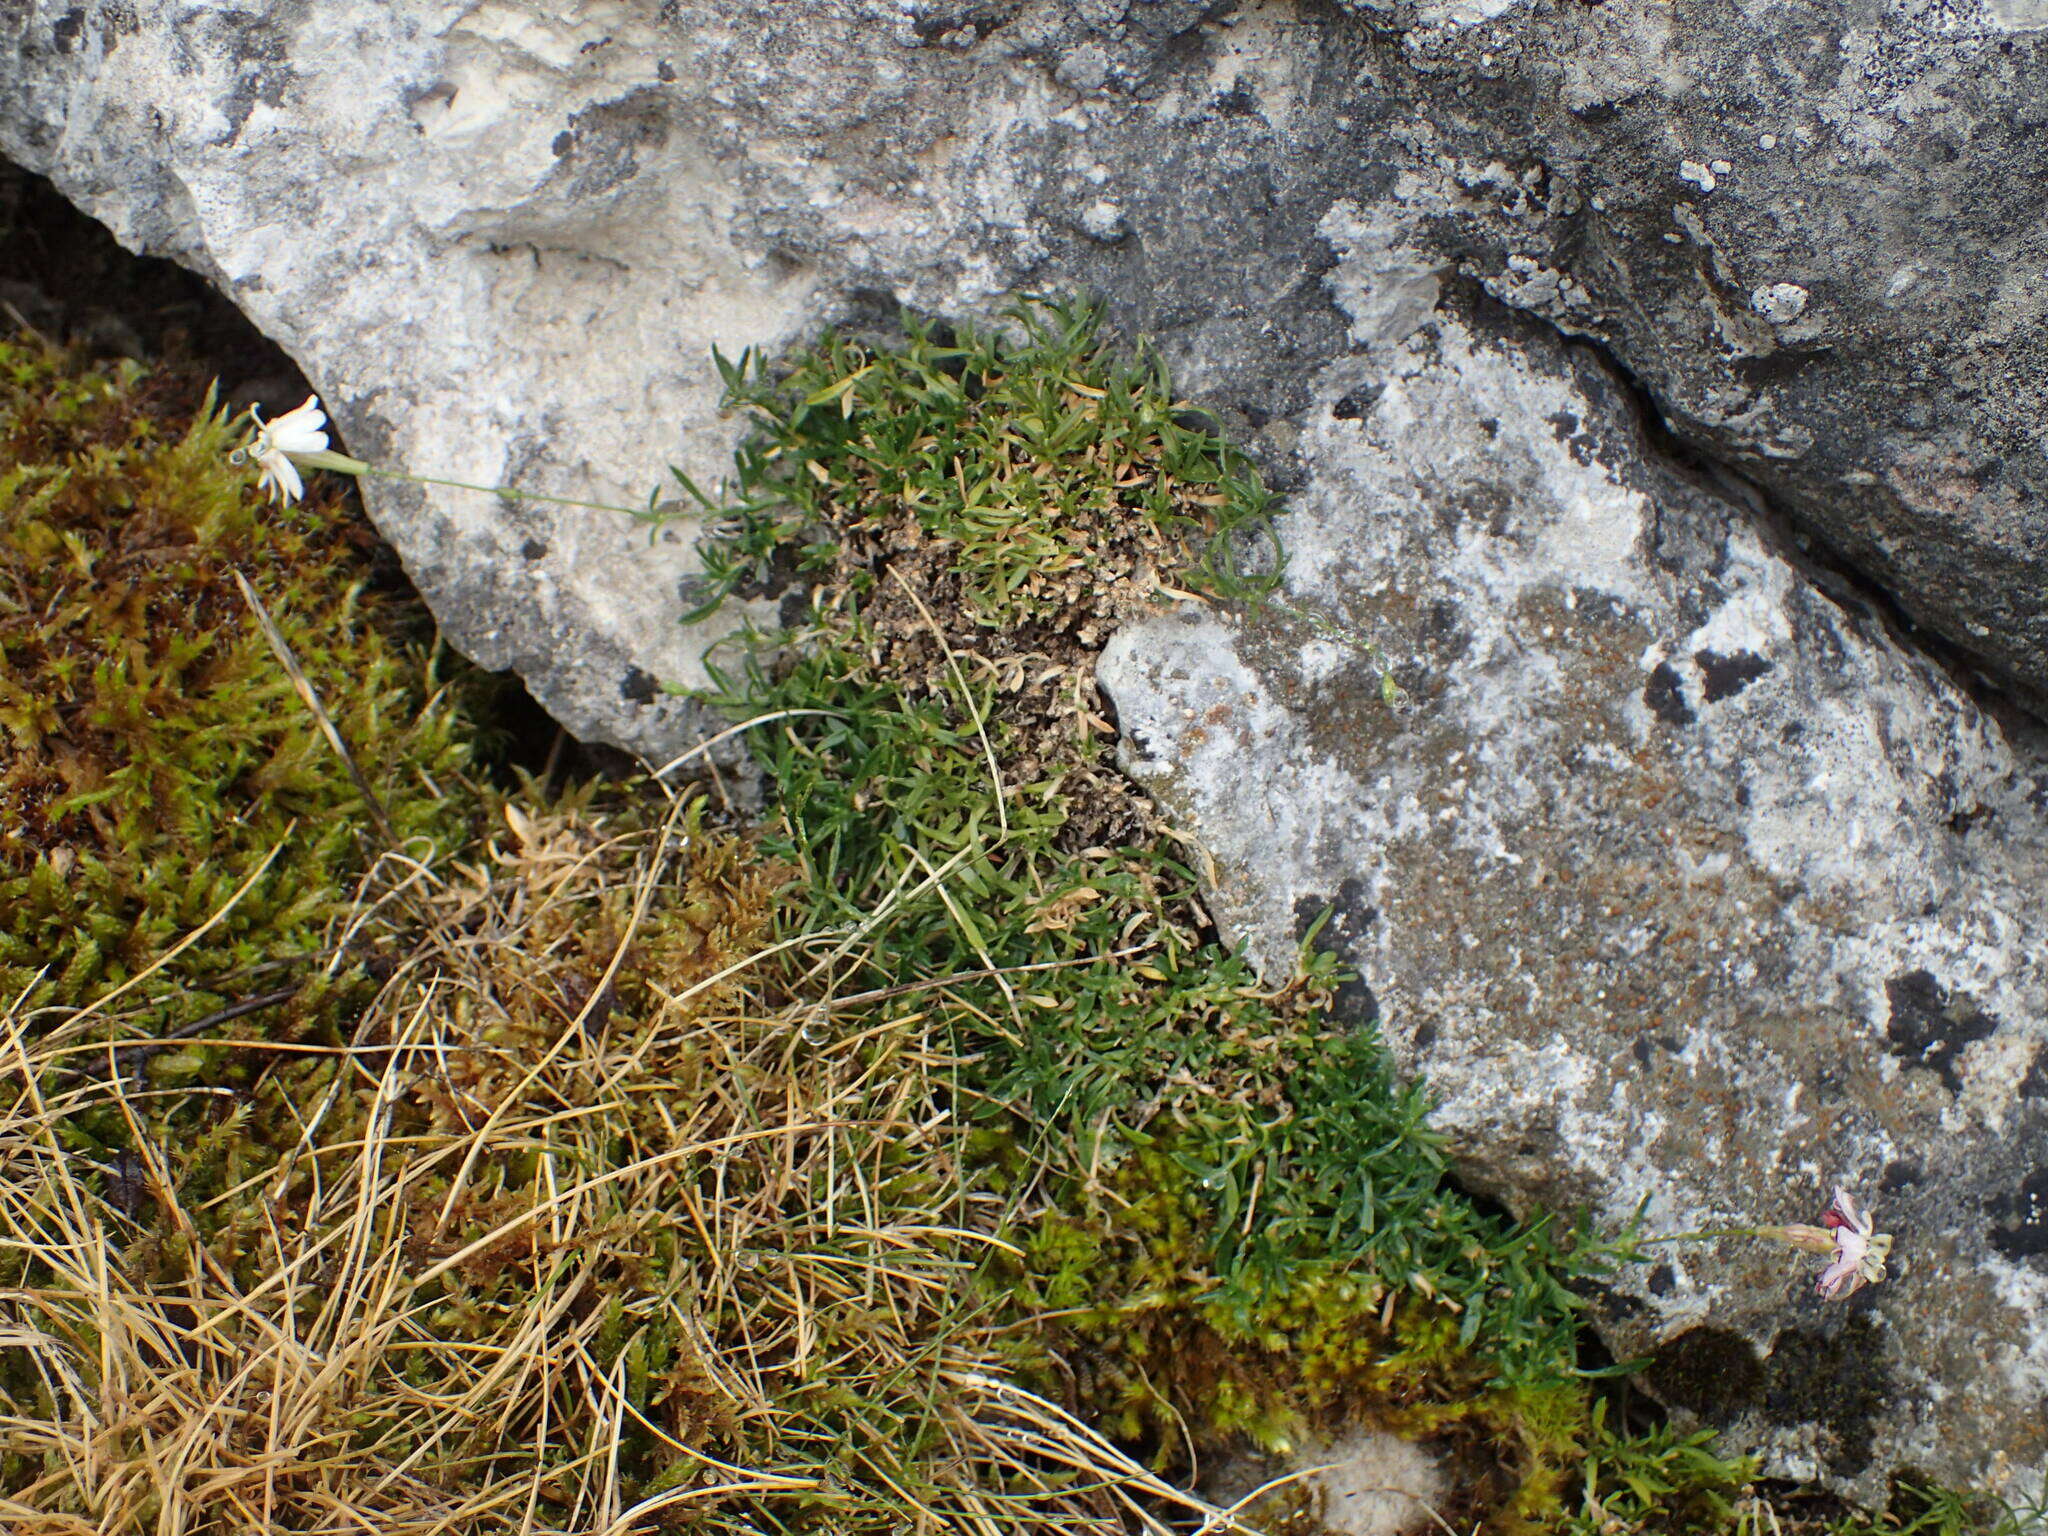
269;396;329;455
1822;1186;1869;1235
256;447;304;505
1815;1252;1864;1300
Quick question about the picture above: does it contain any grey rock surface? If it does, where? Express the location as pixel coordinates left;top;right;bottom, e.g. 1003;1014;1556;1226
1099;297;2048;1495
8;0;2047;755
1333;0;2048;712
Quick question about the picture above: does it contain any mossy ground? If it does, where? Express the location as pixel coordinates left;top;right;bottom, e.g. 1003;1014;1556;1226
0;315;2038;1536
0;336;479;1083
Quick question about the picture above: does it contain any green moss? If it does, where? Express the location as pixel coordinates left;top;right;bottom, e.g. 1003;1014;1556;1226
0;337;476;1046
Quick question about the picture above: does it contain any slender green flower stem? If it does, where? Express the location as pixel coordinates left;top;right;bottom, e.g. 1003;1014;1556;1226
295;449;662;521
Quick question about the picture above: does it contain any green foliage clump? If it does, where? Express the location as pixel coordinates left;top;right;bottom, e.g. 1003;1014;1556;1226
680;298;1644;1520
680;297;1279;625
1558;1407;1756;1536
0;338;475;1037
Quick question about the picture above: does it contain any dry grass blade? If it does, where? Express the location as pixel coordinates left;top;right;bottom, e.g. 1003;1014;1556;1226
232;567;400;850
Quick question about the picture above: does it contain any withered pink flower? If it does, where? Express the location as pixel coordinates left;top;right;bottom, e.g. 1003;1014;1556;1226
1647;1186;1897;1303
1806;1186;1893;1300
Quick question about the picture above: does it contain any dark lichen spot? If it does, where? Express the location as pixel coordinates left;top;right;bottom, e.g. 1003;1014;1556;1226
1412;1019;1437;1050
1763;1317;1891;1476
210;17;294;144
730;540;808;603
551;129;575;157
520;538;547;561
657;60;677;82
1880;1158;1924;1193
53;7;87;51
1989;1168;2048;1260
1583;1280;1646;1322
1212;84;1259;116
1546;409;1581;441
1646;1263;1676;1296
909;5;1004;42
1695;647;1773;703
1477;416;1500;438
1647;1326;1766;1418
1336;978;1380;1028
619;666;659;706
1332;384;1383;420
1643;661;1695;725
1572;589;1629;627
1885;969;1997;1093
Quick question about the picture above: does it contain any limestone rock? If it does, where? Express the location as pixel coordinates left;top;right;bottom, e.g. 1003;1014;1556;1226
1098;301;2048;1496
1351;0;2048;715
8;0;2048;755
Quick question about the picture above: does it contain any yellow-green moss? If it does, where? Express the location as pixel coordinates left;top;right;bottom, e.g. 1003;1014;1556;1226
996;1135;1610;1527
0;337;476;1045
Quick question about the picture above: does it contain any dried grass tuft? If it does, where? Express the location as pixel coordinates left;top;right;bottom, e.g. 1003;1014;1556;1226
0;785;1252;1534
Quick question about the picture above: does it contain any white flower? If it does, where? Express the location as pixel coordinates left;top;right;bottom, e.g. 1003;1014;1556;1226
245;395;329;505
